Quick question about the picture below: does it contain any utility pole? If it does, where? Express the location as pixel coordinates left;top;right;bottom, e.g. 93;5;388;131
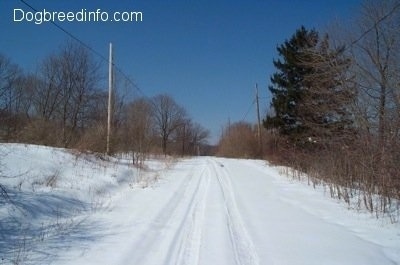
255;83;262;151
228;117;231;137
107;43;113;155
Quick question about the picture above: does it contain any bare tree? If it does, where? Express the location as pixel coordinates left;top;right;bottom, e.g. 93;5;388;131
0;54;23;140
74;90;108;152
351;0;400;146
126;98;155;164
151;94;186;155
173;119;209;156
33;54;63;122
174;118;192;156
189;122;210;155
348;0;400;208
59;42;100;146
33;42;100;147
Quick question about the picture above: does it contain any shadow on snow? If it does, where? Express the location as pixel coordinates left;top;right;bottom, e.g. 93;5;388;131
0;186;108;264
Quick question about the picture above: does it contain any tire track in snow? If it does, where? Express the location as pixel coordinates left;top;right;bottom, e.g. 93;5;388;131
126;165;198;265
210;158;260;265
164;162;210;265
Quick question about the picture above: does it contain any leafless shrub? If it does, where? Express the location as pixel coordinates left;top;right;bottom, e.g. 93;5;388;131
75;123;107;153
262;0;400;221
217;121;260;158
266;131;400;221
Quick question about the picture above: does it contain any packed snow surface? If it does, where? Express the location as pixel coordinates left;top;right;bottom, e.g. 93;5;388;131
0;144;399;264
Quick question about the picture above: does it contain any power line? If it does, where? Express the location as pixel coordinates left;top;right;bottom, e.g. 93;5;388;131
349;1;400;48
19;0;108;62
241;99;256;121
19;0;146;98
114;65;146;98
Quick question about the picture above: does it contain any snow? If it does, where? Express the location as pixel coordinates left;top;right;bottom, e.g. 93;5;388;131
1;143;399;265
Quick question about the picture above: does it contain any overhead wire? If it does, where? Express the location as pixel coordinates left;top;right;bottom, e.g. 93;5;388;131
18;0;146;98
23;0;397;119
241;99;256;122
348;1;400;48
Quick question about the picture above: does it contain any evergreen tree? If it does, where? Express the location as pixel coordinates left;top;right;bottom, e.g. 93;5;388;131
297;35;355;144
263;26;319;136
264;26;355;145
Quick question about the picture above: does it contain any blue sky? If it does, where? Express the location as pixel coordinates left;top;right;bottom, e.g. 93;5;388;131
1;0;361;144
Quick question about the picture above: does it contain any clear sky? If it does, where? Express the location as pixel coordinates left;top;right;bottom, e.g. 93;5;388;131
1;0;362;144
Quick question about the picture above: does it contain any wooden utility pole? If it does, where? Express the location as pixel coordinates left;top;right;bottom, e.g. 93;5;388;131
255;83;262;149
107;43;113;155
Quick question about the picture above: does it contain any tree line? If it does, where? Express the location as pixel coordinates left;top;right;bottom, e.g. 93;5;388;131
0;42;210;162
218;0;400;218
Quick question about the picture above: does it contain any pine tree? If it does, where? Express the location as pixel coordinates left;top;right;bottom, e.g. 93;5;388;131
263;26;319;137
297;35;355;145
264;26;355;146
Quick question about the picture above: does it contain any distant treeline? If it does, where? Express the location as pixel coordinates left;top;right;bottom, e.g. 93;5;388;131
0;42;211;161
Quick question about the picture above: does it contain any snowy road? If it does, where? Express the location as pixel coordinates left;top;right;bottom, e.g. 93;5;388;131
60;157;400;265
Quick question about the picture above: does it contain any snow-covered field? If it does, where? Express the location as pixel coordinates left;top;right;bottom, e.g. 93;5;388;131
0;144;399;265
